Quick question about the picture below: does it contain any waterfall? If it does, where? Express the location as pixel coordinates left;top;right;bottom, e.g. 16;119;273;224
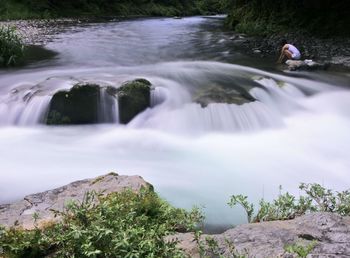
0;90;51;126
0;61;344;130
98;87;119;123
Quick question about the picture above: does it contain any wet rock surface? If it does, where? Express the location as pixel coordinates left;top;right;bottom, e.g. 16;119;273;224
193;85;255;107
46;79;152;125
116;79;152;124
46;84;102;125
0;173;150;229
172;212;350;257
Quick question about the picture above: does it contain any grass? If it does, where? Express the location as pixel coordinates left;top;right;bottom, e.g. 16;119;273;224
0;25;24;66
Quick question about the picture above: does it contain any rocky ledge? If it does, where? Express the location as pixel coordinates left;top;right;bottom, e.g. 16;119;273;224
0;173;150;229
171;212;350;257
1;175;350;257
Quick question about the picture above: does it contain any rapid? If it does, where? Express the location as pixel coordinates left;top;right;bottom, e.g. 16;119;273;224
0;16;349;227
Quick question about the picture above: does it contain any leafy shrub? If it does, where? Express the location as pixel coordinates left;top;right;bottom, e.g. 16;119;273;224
0;188;204;257
0;26;24;67
228;183;350;223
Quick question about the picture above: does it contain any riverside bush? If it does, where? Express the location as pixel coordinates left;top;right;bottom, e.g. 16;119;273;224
0;0;227;19
225;0;350;36
0;188;204;258
229;183;350;223
0;26;24;66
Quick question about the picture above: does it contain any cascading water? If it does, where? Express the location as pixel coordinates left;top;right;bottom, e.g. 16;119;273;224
0;62;327;131
0;16;349;227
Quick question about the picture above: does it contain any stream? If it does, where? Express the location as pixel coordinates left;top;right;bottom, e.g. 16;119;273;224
0;16;349;230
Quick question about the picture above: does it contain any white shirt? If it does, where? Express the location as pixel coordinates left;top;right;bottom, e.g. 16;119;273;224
287;44;301;59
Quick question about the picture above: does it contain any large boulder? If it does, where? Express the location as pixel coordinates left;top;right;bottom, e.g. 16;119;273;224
171;212;350;257
193;85;255;107
46;84;101;125
116;79;152;124
0;173;151;229
45;79;153;125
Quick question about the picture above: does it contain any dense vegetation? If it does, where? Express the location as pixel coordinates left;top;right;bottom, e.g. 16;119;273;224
0;189;203;258
0;25;24;66
229;183;350;223
0;0;228;19
225;0;350;36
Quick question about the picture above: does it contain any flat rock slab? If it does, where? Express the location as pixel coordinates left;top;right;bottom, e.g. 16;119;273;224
0;173;149;229
286;60;329;71
172;212;350;257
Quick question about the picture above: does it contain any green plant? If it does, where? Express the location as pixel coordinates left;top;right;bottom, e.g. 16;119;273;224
229;183;350;223
0;26;24;67
194;231;247;258
228;195;254;223
284;241;318;258
0;188;204;257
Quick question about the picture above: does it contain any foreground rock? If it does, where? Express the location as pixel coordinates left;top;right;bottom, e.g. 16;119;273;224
0;173;150;229
172;212;350;257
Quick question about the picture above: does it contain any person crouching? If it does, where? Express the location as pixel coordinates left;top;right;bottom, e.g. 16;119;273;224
277;39;301;64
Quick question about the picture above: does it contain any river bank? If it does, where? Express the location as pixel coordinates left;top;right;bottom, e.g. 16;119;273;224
232;31;350;69
2;17;350;71
0;18;116;45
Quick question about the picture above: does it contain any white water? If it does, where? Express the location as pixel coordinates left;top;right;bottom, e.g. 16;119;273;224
0;17;349;227
0;60;349;226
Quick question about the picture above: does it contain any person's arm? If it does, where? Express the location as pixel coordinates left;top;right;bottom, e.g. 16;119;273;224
277;44;288;64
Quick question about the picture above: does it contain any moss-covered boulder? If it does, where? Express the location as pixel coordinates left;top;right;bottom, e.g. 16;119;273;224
193;85;255;107
117;79;152;124
46;84;101;125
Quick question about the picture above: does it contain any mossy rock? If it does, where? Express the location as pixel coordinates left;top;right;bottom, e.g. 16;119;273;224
117;79;152;124
46;84;101;125
193;85;255;107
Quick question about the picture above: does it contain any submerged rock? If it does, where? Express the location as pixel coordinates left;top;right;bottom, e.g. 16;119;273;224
171;212;350;257
46;84;101;125
0;173;150;229
193;85;255;107
116;79;152;124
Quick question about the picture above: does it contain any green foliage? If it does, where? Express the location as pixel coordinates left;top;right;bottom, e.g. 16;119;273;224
228;195;254;223
229;183;350;223
225;0;350;36
194;0;228;15
0;26;24;67
284;241;318;258
0;0;230;20
194;232;248;258
0;188;204;257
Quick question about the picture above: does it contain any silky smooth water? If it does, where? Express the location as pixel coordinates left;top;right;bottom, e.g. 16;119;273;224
0;16;349;227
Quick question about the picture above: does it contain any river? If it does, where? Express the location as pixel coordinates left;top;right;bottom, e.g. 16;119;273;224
0;16;349;230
